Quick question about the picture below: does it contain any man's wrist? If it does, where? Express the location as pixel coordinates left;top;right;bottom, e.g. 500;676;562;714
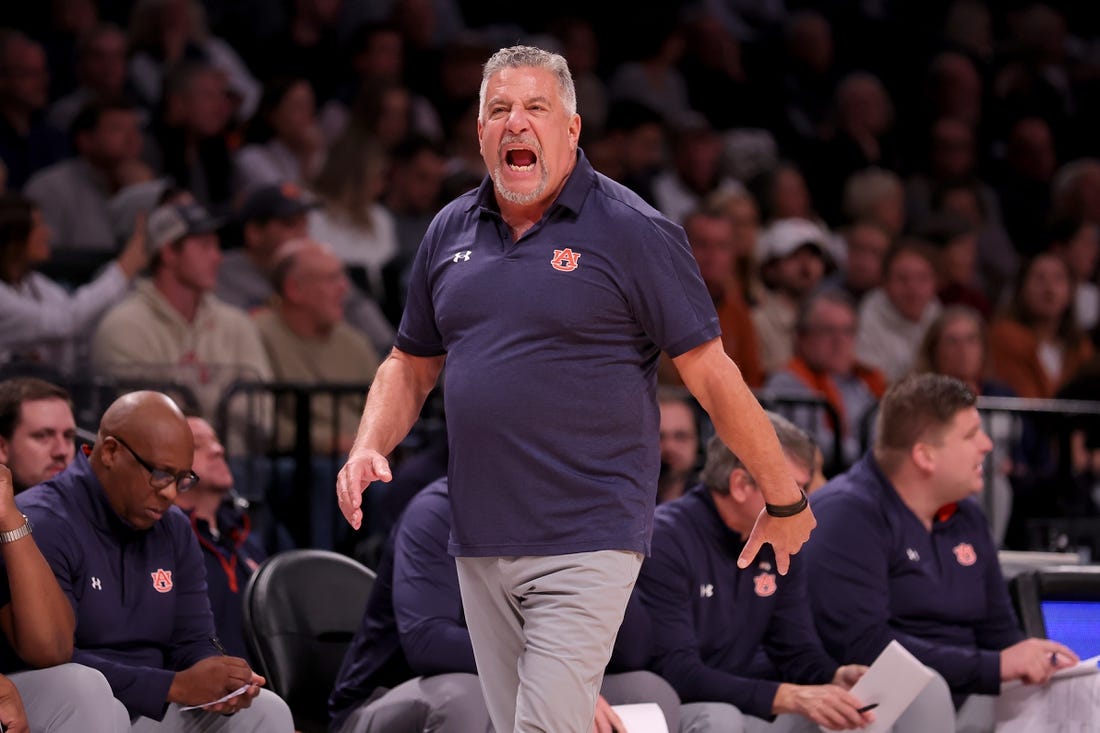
765;488;808;518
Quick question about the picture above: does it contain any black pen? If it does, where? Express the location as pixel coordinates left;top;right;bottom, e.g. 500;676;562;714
856;703;879;714
211;636;228;655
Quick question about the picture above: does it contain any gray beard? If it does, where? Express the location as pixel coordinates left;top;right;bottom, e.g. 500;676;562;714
491;164;549;206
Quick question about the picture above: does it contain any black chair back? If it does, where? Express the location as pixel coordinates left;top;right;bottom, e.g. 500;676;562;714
242;549;375;732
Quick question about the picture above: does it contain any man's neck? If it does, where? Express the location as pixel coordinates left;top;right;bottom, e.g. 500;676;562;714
884;464;940;531
1;105;32;136
153;275;204;323
179;491;222;529
277;303;330;339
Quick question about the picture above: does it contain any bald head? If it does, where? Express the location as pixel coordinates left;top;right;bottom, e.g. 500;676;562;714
93;391;196;530
98;391;190;448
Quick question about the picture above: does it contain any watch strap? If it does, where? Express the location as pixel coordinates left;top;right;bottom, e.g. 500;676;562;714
0;515;32;544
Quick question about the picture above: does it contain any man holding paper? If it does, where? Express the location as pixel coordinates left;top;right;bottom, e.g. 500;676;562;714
637;412;953;732
804;374;1080;730
13;391;294;731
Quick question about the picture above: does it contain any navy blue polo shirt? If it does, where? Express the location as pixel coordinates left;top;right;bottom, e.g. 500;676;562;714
397;150;720;557
803;454;1024;699
636;485;838;719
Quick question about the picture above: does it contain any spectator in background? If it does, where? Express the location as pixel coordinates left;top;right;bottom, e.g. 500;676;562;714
912;306;1018;544
657;388;701;505
1050;158;1100;231
47;23;132;134
918;212;991;319
776;10;839;147
550;17;608;136
0;192;147;373
383;135;446;317
25;99;150;256
825;221;890;306
127;0;260;122
856;240;942;382
252;0;346;107
810;72;898;224
988;252;1093;399
146;61;234;214
841;167;905;238
175;415;266;663
933;179;1019;302
995;117;1056;258
587;100;666;190
606;11;690;126
704;187;765;306
216;181;314;313
254;238;380;456
752;218;832;376
766;289;887;472
317;22;443;145
649;112;742;225
748;161;817;225
309;129;400;316
663;207;762;388
233;77;325;197
0;377;75;493
0;31;68;190
1046;216;1100;333
92;200;273;452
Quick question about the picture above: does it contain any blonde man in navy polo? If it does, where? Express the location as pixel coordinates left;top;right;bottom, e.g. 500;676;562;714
337;45;816;733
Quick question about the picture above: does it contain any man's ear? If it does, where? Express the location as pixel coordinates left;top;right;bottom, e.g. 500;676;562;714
911;441;936;474
727;467;754;502
0;436;10;465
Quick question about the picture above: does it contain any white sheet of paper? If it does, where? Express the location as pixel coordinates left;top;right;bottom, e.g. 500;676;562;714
610;702;669;733
178;684;250;712
996;663;1100;732
1001;654;1100;691
821;640;935;733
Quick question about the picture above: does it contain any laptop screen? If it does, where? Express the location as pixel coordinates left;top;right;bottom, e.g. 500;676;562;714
1041;600;1100;658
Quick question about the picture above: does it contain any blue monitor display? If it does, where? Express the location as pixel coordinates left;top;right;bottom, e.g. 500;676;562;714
1041;600;1100;659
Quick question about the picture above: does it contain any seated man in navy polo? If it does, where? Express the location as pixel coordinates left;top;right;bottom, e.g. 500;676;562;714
804;374;1086;730
15;390;294;731
638;412;954;732
329;477;682;733
174;416;267;664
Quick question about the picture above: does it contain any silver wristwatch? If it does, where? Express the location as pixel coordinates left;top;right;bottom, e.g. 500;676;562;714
0;515;32;544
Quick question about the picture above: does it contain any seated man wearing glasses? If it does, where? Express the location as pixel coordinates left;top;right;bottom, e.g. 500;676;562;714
13;390;294;731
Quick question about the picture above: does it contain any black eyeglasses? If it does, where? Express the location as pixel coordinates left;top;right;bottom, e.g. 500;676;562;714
110;435;199;493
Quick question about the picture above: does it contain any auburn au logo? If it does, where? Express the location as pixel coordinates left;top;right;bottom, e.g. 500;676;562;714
753;571;776;597
151;568;174;593
952;543;977;567
551;248;581;272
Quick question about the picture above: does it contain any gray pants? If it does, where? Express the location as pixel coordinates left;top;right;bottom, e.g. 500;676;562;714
680;665;955;733
337;670;679;733
130;688;294;732
8;663;130;732
335;673;492;733
455;551;644;733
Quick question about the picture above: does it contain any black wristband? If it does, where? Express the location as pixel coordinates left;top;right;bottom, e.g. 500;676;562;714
765;488;808;518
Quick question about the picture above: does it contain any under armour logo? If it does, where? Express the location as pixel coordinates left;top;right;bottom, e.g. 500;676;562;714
906;548;920;562
452;250;472;263
699;583;714;598
550;248;581;272
91;577;102;590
